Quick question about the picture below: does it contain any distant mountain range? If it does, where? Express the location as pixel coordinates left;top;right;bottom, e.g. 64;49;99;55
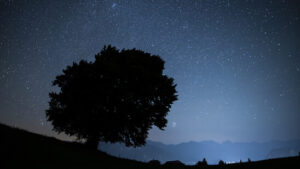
2;123;300;169
98;140;300;164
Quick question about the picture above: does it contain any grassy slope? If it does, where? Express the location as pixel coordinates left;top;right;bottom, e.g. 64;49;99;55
0;123;299;169
0;123;161;169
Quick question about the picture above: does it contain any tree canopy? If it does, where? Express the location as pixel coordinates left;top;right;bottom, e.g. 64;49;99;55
46;45;177;149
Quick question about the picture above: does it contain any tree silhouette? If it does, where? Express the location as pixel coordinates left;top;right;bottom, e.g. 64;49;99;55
218;160;225;165
46;45;178;150
196;158;208;166
202;158;207;165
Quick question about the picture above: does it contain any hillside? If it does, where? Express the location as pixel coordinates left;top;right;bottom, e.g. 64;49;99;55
0;123;159;169
1;123;299;169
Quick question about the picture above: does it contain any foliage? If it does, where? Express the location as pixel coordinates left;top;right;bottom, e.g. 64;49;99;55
218;160;225;165
46;45;177;149
196;158;208;166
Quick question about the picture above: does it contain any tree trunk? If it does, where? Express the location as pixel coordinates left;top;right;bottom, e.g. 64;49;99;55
85;136;99;150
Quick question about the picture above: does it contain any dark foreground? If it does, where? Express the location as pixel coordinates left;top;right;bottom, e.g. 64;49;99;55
1;123;299;169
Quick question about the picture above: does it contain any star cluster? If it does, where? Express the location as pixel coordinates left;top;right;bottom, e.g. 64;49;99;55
0;0;299;144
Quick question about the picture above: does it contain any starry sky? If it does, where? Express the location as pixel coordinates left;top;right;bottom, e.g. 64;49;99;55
0;0;299;144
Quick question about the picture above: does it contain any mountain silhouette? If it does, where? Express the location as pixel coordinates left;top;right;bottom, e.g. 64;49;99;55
99;140;300;164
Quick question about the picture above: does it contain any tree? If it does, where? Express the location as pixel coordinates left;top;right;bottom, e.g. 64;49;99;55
196;158;207;166
46;45;178;150
202;158;207;166
218;160;225;165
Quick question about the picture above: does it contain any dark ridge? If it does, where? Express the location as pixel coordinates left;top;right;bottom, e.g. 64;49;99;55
0;123;159;169
1;123;299;169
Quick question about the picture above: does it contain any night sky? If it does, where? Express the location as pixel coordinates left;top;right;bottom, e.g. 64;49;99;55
0;0;300;144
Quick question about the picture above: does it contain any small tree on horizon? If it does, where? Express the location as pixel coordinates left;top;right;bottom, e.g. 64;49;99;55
218;160;225;165
202;158;207;165
196;158;208;166
46;45;178;150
